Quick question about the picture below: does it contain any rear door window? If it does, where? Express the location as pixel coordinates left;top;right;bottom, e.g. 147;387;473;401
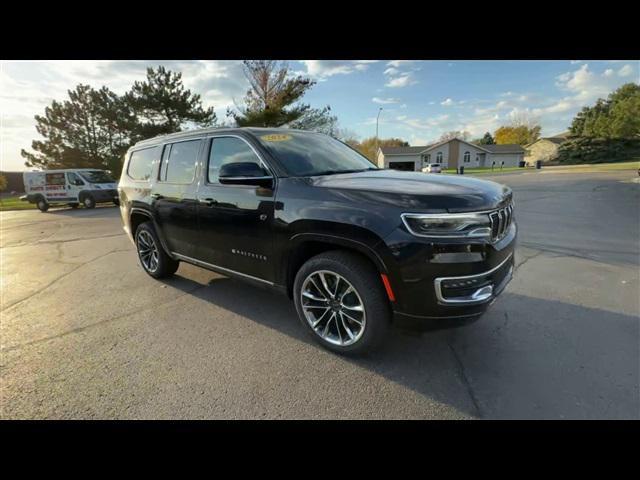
45;173;66;185
159;140;201;184
127;147;158;181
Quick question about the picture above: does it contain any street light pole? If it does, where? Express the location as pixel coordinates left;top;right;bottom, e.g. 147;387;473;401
376;107;383;162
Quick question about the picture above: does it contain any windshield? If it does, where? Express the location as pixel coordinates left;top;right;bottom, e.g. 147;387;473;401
79;170;115;184
256;131;378;177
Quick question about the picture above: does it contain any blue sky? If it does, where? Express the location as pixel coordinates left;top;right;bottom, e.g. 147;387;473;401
1;60;638;171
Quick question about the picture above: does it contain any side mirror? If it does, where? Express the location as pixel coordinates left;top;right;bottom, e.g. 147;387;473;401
218;162;273;188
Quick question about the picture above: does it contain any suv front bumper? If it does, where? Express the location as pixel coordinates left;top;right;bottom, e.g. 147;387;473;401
377;222;516;322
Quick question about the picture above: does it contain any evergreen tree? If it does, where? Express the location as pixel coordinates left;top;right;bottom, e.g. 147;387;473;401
126;66;216;137
479;132;495;145
229;60;335;131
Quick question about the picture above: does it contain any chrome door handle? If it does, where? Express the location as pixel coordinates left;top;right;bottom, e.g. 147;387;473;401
198;198;216;206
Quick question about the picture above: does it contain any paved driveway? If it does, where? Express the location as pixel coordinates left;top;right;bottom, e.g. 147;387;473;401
1;170;638;419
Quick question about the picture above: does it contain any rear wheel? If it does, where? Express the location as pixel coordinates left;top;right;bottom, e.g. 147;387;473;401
82;195;96;209
36;198;49;212
293;250;391;355
135;221;179;279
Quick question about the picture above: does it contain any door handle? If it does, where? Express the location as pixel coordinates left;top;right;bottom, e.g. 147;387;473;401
198;197;217;207
151;193;163;200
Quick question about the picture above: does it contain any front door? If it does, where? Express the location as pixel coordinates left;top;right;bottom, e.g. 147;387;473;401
152;139;202;258
66;172;85;201
194;135;275;282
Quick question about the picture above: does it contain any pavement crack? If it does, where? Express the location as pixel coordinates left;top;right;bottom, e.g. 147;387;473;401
1;283;211;353
446;340;483;419
1;248;131;312
514;250;544;273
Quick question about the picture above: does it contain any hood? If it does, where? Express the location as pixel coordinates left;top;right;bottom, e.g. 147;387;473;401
308;170;512;212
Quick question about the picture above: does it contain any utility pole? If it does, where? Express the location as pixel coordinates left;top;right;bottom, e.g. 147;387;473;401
375;107;383;161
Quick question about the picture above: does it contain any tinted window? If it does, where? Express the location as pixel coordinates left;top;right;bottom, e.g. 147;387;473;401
208;137;266;183
79;170;115;184
67;172;84;186
160;140;200;184
45;173;66;185
127;147;158;181
256;131;376;177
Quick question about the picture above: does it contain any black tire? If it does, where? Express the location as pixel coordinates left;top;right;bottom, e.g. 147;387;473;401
135;221;179;279
36;198;49;212
293;250;391;355
69;203;79;209
81;195;96;209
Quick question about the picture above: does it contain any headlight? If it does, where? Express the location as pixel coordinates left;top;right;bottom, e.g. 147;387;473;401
401;212;492;239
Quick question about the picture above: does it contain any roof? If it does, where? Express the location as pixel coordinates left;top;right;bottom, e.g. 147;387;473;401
483;144;526;154
379;145;432;155
132;126;320;148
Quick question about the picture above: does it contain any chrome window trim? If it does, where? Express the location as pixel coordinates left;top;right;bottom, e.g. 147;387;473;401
171;252;273;285
434;253;513;305
205;134;275;185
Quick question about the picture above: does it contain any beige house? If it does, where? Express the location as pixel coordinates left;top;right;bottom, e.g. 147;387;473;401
377;138;525;171
524;132;571;165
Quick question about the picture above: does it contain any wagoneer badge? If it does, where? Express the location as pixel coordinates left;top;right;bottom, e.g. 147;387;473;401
231;249;267;261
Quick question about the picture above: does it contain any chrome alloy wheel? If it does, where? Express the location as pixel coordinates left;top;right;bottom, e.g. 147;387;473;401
137;230;159;273
300;270;366;346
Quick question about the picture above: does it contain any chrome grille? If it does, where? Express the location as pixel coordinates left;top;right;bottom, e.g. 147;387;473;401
489;203;514;241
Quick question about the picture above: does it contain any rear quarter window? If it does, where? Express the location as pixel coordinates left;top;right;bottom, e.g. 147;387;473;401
127;147;158;181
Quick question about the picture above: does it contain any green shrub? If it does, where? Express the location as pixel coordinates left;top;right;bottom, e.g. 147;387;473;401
557;137;640;164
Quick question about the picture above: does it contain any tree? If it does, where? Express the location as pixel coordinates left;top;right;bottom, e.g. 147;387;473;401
479;132;495;145
21;67;216;172
228;60;337;132
439;130;470;142
0;174;7;193
126;66;216;138
351;137;409;162
21;84;135;172
570;83;640;139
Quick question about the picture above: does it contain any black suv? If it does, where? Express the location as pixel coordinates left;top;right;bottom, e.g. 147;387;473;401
118;127;515;354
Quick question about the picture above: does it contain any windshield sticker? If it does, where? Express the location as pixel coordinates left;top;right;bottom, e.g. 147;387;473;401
261;134;292;142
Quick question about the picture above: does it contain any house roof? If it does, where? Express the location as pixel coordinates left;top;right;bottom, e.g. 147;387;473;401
483;144;526;154
379;145;432;155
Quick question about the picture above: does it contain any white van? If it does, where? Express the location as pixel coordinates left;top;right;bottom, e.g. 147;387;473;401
22;169;119;212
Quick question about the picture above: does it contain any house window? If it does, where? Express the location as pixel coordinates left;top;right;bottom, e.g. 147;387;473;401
436;152;443;163
475;154;480;162
463;151;471;163
422;154;431;165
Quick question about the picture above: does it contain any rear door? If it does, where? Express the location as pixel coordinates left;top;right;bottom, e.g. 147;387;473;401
193;135;276;282
152;138;203;257
44;172;67;202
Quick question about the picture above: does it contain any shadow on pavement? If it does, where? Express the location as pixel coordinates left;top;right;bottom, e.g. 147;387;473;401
159;269;640;419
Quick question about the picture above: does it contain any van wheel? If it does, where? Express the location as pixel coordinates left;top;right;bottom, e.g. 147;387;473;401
37;198;49;212
82;195;96;209
135;221;179;279
293;250;391;355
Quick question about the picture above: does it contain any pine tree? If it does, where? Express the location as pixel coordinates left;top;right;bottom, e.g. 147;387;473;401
125;66;216;137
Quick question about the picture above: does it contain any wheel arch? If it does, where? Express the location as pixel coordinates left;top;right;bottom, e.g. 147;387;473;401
284;233;388;299
129;207;174;258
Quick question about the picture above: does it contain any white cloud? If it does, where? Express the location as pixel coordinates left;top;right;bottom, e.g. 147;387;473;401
618;63;636;77
604;68;614;77
301;60;378;79
372;97;400;104
386;60;415;68
385;74;417;88
441;98;454;106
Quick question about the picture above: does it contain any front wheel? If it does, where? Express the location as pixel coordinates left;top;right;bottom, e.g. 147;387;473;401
82;195;96;209
135;221;179;279
37;198;49;212
293;250;391;355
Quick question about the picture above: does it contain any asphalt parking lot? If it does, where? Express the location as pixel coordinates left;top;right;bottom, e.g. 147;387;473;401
1;170;638;419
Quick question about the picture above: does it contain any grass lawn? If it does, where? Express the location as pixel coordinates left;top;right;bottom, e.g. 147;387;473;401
0;196;35;211
545;160;640;173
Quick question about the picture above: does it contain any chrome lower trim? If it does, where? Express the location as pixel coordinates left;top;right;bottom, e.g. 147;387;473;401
171;252;274;286
434;253;513;305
